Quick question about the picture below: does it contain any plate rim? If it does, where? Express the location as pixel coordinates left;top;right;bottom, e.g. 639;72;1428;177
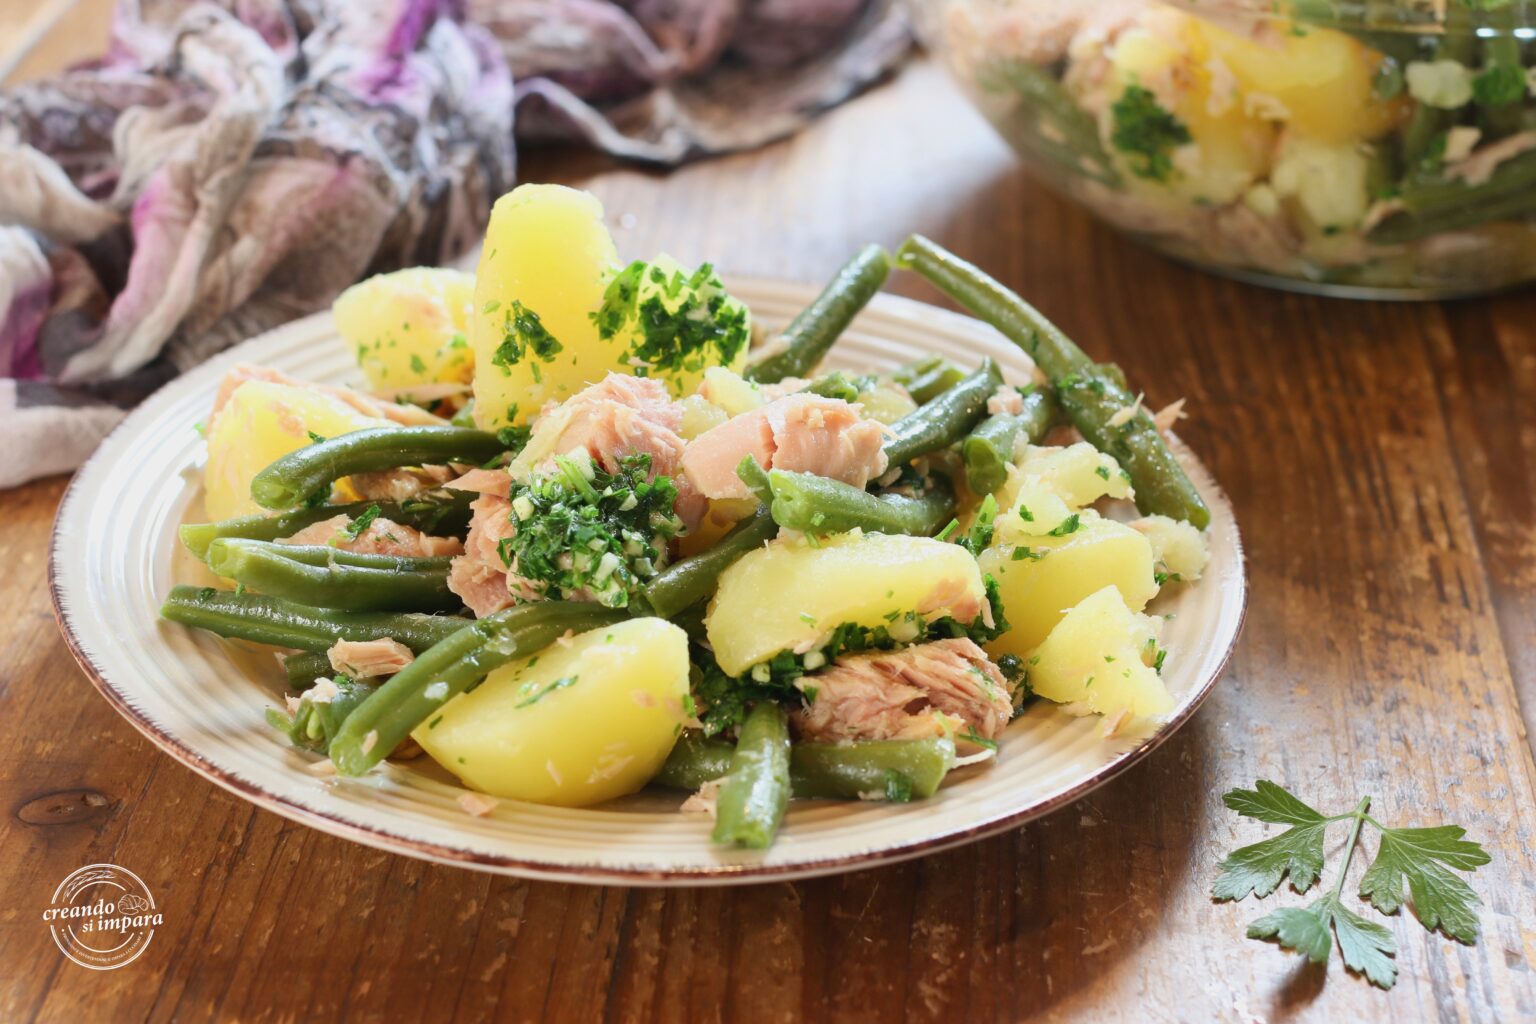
48;281;1248;886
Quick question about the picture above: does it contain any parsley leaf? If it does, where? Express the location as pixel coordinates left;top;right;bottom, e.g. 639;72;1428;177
1215;782;1489;989
1249;895;1398;989
1359;825;1490;942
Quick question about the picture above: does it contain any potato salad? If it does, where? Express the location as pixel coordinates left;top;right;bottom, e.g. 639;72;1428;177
162;184;1212;850
930;0;1536;296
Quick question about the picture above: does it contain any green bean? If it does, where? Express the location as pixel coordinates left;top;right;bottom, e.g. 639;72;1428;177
896;236;1091;380
179;492;474;560
793;737;956;800
711;703;791;848
657;732;956;801
329;602;627;775
765;469;955;536
744;245;892;383
962;388;1058;495
160;585;469;652
802;371;875;402
251;426;506;511
205;539;460;613
282;651;335;689
1478;3;1524;138
1370;149;1536;243
882;359;1002;469
734;455;775;506
897;236;1209;528
639;507;777;619
1054;372;1209;528
1290;0;1425;64
234;541;452;573
890;355;941;386
962;415;1022;496
978;59;1121;187
901;360;968;404
267;676;378;753
1399;1;1475;172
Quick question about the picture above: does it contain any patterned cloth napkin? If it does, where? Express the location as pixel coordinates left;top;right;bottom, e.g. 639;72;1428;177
0;0;909;488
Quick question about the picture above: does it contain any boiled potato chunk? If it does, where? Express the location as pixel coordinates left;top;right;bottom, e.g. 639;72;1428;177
979;511;1158;657
855;383;917;425
1269;135;1372;230
1028;586;1172;719
203;379;390;520
1191;15;1405;144
333;267;475;400
1108;15;1274;204
677;394;728;440
1131;514;1211;584
978;444;1131;538
471;184;620;428
676;497;756;558
412;618;690;807
707;531;986;676
698;366;764;418
1018;443;1133;508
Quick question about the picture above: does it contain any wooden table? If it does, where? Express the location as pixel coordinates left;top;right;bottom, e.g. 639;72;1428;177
4;54;1536;1022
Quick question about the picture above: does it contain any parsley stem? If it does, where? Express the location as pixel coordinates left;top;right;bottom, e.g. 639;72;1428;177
1330;796;1373;899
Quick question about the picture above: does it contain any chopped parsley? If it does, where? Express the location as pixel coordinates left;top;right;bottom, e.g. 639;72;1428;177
590;259;751;381
1046;513;1081;537
307;431;327;444
1110;84;1192;183
500;451;683;608
344;504;382;540
409;353;428;375
959;494;998;556
959;727;998;752
491;301;563;374
515;675;578;708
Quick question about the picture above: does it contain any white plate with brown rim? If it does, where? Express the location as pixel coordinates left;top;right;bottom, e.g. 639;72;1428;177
50;279;1247;886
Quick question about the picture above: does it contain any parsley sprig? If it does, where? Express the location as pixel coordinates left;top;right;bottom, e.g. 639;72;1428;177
1214;781;1490;989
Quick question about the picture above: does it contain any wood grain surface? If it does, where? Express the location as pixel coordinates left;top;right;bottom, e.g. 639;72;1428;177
3;54;1536;1023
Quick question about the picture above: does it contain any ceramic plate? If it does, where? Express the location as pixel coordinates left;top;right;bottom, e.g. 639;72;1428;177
50;280;1246;885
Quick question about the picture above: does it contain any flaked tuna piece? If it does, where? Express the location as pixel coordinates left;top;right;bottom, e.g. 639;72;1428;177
792;638;1012;748
328;638;414;679
514;373;685;473
681;393;889;500
209;363;444;430
510;372;703;528
350;464;457;502
445;467;513;496
987;385;1024;416
446;493;542;618
280;514;464;558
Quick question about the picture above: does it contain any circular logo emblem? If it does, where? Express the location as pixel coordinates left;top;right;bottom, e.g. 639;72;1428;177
43;864;160;970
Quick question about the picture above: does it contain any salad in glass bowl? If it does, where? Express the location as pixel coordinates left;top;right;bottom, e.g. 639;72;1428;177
920;0;1536;297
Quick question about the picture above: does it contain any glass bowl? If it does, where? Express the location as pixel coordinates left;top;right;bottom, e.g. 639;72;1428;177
916;0;1536;298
